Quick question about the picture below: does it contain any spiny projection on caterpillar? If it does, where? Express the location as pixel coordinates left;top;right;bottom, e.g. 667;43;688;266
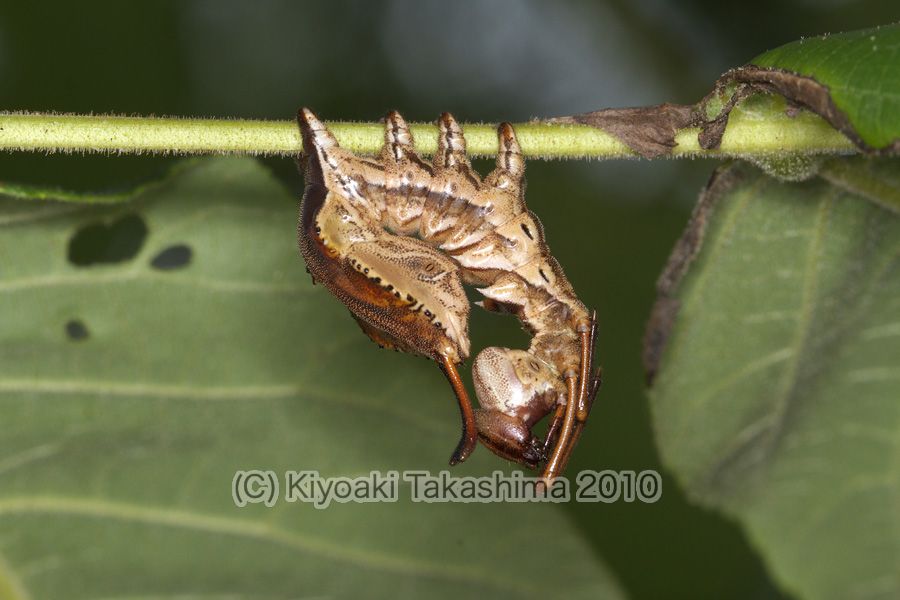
296;108;601;483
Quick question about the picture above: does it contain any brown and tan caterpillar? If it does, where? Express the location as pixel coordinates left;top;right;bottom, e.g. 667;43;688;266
296;108;600;482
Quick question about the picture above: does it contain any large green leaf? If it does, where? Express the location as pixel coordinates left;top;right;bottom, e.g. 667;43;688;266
648;159;900;599
751;24;900;150
0;157;624;600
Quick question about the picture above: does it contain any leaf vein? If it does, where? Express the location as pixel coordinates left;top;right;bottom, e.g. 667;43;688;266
0;496;530;596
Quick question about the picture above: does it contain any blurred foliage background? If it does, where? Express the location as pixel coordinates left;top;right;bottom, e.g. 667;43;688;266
0;1;895;598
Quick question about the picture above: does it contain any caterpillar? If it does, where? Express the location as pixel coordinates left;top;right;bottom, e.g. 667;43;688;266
296;108;600;482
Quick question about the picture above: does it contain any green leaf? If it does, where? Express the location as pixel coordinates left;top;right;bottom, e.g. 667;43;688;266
0;157;624;600
820;156;900;214
647;159;900;599
751;24;900;151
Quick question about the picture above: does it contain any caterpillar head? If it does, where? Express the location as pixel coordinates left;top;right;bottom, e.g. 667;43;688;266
472;347;564;468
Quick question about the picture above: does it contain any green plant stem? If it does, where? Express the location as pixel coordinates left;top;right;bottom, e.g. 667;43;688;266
0;106;856;160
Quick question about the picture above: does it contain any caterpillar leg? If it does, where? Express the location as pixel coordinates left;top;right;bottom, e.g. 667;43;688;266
541;404;567;457
541;311;600;484
437;354;479;465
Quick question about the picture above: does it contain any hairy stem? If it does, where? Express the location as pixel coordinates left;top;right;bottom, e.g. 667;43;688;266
0;104;855;160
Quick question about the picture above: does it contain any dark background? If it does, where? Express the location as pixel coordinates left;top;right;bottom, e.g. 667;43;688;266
1;2;895;598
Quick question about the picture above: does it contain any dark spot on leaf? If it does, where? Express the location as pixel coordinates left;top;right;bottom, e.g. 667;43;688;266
151;244;193;270
68;213;148;266
65;319;89;341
